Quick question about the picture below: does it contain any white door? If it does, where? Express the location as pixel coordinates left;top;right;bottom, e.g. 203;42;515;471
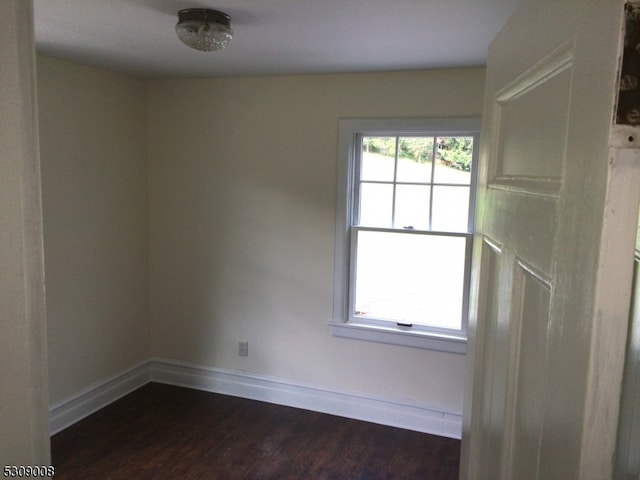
461;1;640;479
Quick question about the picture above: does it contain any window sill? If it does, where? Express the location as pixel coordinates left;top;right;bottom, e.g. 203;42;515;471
329;321;467;354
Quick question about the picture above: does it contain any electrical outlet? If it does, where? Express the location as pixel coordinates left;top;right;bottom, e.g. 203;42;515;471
238;341;248;357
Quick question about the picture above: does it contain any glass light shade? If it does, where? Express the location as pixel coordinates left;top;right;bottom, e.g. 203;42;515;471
176;9;233;52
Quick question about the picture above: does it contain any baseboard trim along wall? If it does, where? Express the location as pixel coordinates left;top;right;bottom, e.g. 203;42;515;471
49;358;462;439
49;361;151;435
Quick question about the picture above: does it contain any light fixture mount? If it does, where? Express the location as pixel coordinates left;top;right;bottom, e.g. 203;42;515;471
175;8;233;52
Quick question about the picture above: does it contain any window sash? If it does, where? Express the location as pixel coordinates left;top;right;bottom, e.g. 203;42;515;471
353;134;475;233
348;226;473;336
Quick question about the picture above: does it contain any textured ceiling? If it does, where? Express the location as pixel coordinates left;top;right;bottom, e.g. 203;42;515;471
33;0;522;79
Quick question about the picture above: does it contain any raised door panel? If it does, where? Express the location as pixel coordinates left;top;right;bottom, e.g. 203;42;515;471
506;262;552;479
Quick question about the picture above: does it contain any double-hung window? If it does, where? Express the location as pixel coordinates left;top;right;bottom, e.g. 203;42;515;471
332;118;480;353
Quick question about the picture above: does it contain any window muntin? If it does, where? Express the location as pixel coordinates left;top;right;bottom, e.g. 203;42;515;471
332;118;480;351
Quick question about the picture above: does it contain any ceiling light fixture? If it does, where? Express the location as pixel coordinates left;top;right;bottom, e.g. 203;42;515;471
175;8;233;52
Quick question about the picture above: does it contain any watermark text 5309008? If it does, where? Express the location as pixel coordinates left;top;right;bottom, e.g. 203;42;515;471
3;466;55;478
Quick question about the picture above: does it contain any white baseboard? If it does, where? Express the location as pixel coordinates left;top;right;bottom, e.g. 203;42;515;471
49;361;150;435
150;358;462;439
50;358;462;439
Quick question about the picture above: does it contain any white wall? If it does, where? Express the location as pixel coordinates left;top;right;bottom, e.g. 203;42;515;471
38;56;149;404
1;0;50;463
36;59;485;419
148;69;485;413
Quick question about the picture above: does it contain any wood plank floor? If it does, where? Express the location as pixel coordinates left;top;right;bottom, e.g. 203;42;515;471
51;383;460;479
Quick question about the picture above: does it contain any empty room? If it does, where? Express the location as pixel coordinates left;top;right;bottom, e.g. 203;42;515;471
3;1;640;479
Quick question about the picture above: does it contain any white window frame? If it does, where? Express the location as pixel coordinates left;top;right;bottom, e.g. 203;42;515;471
331;117;481;354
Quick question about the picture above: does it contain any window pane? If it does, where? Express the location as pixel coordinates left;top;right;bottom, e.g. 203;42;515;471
394;185;430;230
354;231;466;330
396;137;433;183
431;186;470;232
361;137;396;181
433;137;473;185
359;183;393;227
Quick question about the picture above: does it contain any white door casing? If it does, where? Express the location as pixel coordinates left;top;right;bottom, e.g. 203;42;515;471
461;1;640;479
615;211;640;479
0;0;50;463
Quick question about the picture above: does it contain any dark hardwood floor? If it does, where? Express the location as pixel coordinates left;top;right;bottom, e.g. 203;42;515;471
51;382;460;479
